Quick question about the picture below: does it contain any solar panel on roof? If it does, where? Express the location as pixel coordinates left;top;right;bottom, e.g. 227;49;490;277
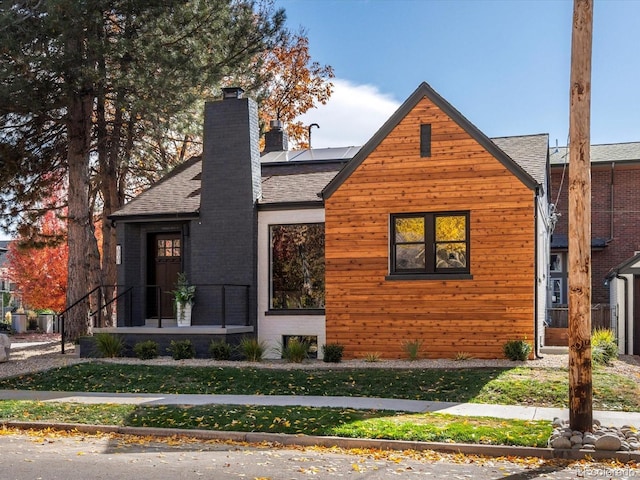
261;146;360;163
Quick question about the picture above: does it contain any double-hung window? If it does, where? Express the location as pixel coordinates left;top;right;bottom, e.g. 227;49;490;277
390;211;470;277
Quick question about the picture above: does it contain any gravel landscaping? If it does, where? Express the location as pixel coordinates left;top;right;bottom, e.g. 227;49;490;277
3;333;640;380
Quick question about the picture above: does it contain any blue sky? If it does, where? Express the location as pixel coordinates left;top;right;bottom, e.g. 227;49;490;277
277;0;640;149
1;0;637;241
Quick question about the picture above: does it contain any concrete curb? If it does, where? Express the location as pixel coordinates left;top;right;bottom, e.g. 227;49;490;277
3;420;640;463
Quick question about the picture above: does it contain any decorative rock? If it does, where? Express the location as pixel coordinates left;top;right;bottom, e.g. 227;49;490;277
548;419;640;453
0;334;10;362
594;434;622;451
551;437;572;449
570;435;583;444
552;418;564;428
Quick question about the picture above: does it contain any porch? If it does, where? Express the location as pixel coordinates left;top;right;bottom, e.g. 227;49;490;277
545;304;612;346
59;283;255;358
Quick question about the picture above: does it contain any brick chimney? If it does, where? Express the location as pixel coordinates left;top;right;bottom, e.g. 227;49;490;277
263;119;289;153
190;86;260;325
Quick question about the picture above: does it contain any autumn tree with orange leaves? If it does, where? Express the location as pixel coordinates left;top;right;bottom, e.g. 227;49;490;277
7;210;68;313
256;31;334;148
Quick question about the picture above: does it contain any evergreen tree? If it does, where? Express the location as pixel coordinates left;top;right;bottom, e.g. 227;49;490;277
0;0;285;341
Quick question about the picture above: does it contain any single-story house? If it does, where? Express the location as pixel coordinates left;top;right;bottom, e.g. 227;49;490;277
107;82;552;359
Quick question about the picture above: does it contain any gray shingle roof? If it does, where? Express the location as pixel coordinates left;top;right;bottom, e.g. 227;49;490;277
110;157;202;219
111;134;548;219
260;171;339;204
550;142;640;165
493;134;549;185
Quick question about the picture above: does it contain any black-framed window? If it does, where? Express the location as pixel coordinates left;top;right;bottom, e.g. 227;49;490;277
420;123;431;157
390;212;470;275
270;223;325;310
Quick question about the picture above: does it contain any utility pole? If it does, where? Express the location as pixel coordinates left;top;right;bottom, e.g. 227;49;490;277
568;0;593;432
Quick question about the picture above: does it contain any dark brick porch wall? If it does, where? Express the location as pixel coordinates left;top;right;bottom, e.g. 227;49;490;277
551;162;640;303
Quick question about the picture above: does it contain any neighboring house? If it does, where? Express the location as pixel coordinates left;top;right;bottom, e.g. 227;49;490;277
0;240;13;315
108;82;551;359
0;241;10;291
606;253;640;355
550;142;640;354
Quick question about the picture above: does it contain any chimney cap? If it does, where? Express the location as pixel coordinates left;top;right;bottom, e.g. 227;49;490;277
269;119;283;130
222;87;244;100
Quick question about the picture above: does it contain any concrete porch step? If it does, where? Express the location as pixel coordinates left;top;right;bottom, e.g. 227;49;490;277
145;318;178;328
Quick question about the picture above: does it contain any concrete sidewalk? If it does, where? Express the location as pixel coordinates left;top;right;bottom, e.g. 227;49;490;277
1;389;638;428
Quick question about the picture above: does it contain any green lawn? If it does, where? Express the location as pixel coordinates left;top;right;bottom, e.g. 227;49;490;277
0;363;637;411
0;401;553;448
0;362;636;448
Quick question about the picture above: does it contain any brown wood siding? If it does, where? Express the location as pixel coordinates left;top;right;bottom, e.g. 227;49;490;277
325;97;536;359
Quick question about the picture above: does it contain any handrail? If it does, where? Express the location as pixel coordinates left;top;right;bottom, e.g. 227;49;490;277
59;283;252;353
58;285;102;354
89;285;133;328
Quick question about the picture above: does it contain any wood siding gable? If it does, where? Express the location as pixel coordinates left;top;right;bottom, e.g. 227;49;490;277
322;82;540;200
323;82;541;359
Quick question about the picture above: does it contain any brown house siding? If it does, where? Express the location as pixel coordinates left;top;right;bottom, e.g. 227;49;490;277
325;97;536;359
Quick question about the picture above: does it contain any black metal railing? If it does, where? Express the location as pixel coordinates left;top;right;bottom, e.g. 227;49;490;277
57;285;102;354
140;283;251;328
58;283;251;353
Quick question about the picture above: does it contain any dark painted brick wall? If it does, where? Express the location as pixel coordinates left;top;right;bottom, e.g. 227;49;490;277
189;94;261;327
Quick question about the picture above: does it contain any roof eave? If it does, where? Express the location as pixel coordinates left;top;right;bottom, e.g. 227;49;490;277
257;200;324;211
108;212;200;223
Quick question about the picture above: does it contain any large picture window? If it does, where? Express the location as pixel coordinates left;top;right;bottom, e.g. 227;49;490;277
270;223;325;310
391;212;470;275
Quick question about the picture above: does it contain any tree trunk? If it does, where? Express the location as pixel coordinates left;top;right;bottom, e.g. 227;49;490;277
568;0;593;433
65;92;94;342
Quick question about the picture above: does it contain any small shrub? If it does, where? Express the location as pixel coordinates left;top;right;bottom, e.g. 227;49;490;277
239;337;265;362
4;311;11;323
592;328;618;366
280;337;309;363
209;340;232;360
95;333;124;358
322;343;344;363
402;339;423;361
133;340;159;360
363;352;380;363
454;351;474;361
167;339;195;360
503;339;532;361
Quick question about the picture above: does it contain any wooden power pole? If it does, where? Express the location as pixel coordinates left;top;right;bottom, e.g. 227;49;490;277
568;0;594;432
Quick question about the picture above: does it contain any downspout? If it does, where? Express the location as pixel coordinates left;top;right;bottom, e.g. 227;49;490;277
609;162;615;242
615;274;629;355
534;186;543;358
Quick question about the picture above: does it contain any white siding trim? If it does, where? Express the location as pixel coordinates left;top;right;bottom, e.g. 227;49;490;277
257;208;326;359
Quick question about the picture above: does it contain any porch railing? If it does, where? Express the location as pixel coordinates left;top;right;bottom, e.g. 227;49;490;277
57;283;251;353
546;304;611;330
105;283;251;329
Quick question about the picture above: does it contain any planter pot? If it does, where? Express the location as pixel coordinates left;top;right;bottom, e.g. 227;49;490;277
176;302;193;327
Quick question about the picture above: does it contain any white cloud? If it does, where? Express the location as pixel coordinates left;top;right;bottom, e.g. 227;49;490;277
294;79;400;149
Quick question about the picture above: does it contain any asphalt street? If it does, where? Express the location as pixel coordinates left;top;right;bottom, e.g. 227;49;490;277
1;430;638;480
